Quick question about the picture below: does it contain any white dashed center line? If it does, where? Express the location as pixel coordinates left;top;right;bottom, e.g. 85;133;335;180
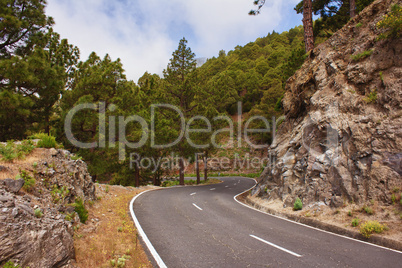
250;235;302;257
190;192;196;196
192;203;203;211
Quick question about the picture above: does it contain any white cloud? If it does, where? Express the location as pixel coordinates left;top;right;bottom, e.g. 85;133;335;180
46;0;302;83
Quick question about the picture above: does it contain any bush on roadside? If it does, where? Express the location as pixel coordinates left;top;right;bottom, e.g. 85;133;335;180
351;218;359;227
293;197;303;211
359;220;387;238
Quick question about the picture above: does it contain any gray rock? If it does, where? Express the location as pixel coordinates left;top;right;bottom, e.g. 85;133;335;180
312;162;326;173
4;178;25;193
330;196;344;208
0;165;8;172
0;195;12;202
11;208;19;218
49;148;58;156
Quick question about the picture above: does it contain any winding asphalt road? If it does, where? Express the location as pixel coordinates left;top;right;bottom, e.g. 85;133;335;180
132;177;401;267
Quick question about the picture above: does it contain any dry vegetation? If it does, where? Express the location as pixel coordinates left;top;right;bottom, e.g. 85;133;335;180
73;184;155;268
0;148;48;180
246;195;402;242
0;148;155;268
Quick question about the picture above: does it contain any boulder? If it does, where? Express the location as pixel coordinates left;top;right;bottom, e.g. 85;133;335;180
4;178;25;193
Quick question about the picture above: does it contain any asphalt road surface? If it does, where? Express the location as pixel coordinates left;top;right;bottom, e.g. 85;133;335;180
132;177;402;267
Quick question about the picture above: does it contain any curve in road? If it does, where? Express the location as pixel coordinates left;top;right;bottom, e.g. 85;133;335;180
131;177;402;268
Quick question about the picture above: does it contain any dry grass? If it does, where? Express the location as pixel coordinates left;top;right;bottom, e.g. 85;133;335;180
0;148;48;180
73;184;155;268
247;195;402;242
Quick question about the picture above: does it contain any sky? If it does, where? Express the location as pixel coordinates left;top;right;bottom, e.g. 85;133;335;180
46;0;302;83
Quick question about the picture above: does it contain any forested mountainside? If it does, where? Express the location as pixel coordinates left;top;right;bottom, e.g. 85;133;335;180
0;0;386;187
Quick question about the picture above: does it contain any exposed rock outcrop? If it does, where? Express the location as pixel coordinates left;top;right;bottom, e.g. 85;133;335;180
0;148;96;267
254;0;402;207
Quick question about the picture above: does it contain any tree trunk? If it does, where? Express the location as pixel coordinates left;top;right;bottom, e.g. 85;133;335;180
203;151;208;182
350;0;356;18
179;157;185;185
134;165;140;188
302;0;314;53
196;154;200;185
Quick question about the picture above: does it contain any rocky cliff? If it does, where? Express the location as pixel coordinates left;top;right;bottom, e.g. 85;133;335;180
0;148;96;267
253;0;401;208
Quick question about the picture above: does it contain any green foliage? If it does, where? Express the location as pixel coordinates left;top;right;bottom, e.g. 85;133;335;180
64;212;75;222
73;197;88;224
377;4;402;40
359;221;387;238
351;50;373;61
391;194;396;204
16;169;35;192
70;154;82;161
31;133;58;148
3;261;21;268
293;197;303;211
0;140;35;161
51;185;70;203
362;206;374;215
34;208;43;218
363;89;377;103
355;22;363;28
351;218;360;227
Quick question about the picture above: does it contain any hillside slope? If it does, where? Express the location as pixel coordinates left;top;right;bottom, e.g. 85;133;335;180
253;0;401;208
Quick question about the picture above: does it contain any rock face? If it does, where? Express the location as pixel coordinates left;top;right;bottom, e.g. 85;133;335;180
0;149;96;267
0;186;75;267
253;0;402;207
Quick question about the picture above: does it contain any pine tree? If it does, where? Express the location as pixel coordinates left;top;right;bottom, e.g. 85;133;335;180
162;37;197;185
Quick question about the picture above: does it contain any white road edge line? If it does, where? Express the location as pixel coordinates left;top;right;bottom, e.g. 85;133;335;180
233;178;402;254
130;190;168;268
250;234;302;257
192;203;203;211
190;192;196;196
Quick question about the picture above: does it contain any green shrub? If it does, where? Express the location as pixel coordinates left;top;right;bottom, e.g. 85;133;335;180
293;197;303;211
359;220;387;238
51;185;70;203
71;154;82;161
355;22;362;28
3;261;21;268
73;197;88;223
32;133;58;148
377;4;402;40
65;212;75;222
351;218;359;227
363;206;374;215
351;50;373;61
348;210;353;217
0;140;35;161
34;208;43;218
17;170;35;192
391;194;396;204
363;89;377;103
